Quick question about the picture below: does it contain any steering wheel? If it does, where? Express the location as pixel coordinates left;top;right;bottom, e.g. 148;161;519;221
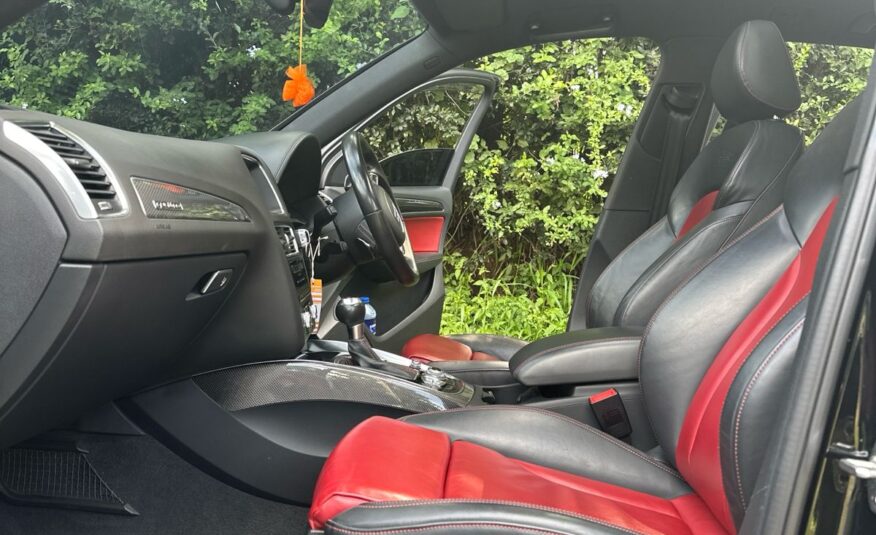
342;132;420;287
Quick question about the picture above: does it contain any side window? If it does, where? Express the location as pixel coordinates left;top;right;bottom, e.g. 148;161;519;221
327;83;485;188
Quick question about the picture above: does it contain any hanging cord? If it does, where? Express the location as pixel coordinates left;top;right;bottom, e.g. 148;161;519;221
281;0;315;107
298;0;305;67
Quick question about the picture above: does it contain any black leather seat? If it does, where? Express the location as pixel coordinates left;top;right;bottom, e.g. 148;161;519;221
306;32;862;535
402;20;805;363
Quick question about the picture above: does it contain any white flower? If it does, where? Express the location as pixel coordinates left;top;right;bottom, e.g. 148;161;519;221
247;45;261;58
592;169;609;179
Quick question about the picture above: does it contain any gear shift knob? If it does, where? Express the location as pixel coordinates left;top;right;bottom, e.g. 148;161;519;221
336;297;366;340
333;297;421;382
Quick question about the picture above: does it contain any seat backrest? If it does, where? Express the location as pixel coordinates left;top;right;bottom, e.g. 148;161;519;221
639;95;861;533
584;20;804;329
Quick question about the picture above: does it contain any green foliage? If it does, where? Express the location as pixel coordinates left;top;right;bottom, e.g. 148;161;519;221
440;39;660;339
787;43;873;143
440;252;581;340
362;84;483;160
0;0;422;139
452;39;660;265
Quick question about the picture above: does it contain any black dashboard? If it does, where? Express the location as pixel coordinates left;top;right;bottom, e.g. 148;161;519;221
0;109;322;448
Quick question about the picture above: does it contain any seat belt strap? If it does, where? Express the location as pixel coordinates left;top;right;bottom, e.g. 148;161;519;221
650;86;699;225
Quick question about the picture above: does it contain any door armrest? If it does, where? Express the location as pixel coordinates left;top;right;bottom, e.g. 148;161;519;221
509;327;643;387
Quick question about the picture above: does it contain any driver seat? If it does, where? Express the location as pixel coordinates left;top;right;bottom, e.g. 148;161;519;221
306;82;862;535
402;20;805;363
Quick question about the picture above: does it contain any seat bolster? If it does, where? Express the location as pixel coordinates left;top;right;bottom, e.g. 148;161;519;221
308;417;451;529
322;501;637;535
401;334;525;363
614;205;749;327
403;406;691;499
402;334;477;362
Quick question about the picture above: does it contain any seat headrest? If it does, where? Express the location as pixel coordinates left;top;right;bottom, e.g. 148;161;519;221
711;20;801;124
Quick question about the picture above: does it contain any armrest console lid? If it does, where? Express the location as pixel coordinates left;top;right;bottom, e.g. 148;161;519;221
509;327;643;387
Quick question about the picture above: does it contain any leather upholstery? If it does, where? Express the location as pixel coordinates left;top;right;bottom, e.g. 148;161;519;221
308;89;861;534
402;19;803;362
449;334;529;361
324;501;670;535
508;327;643;386
603;119;803;328
402;333;527;362
404;216;444;253
402;333;507;363
312;414;725;534
402;407;691;498
710;21;802;124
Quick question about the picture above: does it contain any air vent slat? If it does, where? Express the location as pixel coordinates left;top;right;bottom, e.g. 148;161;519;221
83;189;116;199
16;122;118;212
78;179;113;188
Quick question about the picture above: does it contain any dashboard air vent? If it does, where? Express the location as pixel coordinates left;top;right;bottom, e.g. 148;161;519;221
17;122;122;214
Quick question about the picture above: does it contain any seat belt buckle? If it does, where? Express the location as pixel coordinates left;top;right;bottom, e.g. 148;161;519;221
589;388;632;440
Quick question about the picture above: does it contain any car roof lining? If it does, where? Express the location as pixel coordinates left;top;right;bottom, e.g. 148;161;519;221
413;0;876;49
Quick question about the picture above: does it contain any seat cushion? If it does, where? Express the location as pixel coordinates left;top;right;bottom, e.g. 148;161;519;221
309;416;727;534
402;333;527;363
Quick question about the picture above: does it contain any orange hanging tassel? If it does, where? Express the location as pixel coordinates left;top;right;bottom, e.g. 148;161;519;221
283;0;315;107
283;65;315;107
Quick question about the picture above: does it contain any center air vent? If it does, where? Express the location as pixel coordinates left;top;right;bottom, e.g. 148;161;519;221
17;122;123;214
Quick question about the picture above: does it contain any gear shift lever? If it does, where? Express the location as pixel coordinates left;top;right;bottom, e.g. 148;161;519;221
336;297;367;341
335;298;419;380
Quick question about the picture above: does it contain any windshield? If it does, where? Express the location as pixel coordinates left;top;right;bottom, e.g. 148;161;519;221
0;0;424;140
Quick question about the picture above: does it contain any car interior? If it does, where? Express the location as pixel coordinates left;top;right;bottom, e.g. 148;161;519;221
1;0;876;534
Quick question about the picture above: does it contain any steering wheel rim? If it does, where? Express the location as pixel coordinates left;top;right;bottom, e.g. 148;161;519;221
342;132;419;287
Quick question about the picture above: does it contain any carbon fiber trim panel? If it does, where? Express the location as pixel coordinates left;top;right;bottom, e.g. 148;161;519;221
193;361;474;413
132;177;250;222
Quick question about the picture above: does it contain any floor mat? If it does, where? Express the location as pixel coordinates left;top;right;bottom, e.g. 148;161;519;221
0;434;309;535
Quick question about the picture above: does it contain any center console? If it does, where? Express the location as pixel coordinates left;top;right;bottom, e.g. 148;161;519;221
121;301;662;507
123;300;487;505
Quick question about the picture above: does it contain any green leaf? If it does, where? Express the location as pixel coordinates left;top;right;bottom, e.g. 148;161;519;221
390;5;411;20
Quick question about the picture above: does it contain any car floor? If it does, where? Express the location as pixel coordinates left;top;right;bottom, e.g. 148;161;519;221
0;433;310;535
